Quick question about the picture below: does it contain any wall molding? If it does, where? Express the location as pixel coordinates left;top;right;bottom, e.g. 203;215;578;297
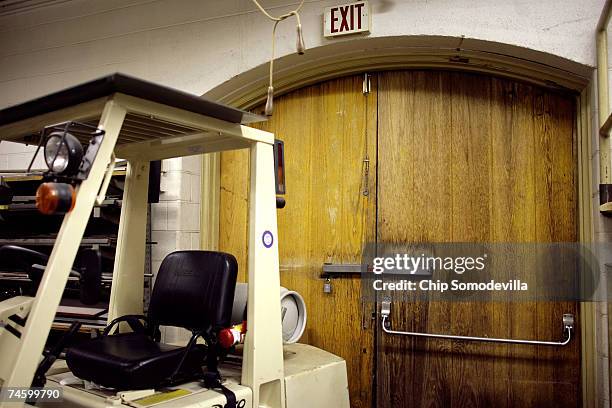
205;36;591;110
200;152;220;250
578;84;598;408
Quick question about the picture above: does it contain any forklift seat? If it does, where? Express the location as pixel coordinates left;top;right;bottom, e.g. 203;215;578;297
66;250;238;390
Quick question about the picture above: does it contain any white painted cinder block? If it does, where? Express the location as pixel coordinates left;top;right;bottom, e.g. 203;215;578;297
191;232;201;250
165;202;181;231
181;155;201;175
159;170;191;202
182;203;201;232
151;261;163;286
191;174;201;205
161;158;182;173
151;230;178;262
165;202;199;232
0;141;35;154
7;152;38;170
176;232;193;250
151;202;168;231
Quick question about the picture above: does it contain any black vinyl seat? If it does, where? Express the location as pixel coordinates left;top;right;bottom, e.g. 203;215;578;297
67;333;206;390
66;251;238;390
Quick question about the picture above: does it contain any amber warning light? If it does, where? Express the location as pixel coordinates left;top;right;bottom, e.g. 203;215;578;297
36;182;76;215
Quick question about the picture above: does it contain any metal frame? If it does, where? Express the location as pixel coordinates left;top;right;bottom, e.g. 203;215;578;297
242;142;286;408
107;160;150;322
0;92;287;408
0;100;125;391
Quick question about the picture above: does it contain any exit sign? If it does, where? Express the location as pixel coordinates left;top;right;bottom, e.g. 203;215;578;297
324;1;370;37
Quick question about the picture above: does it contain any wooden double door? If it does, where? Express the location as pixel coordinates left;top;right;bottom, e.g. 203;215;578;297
219;71;580;407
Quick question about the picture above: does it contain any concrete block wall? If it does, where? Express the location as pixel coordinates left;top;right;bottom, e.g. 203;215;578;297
0;141;45;171
151;156;202;276
151;155;202;343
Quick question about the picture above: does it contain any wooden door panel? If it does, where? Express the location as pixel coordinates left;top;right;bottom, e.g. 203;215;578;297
376;70;454;408
449;72;496;408
219;76;377;408
376;71;580;408
219;70;580;408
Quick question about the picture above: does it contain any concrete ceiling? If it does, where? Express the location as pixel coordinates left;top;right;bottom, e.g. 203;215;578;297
0;0;71;16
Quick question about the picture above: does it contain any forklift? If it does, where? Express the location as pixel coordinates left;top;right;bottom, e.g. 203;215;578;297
0;74;350;408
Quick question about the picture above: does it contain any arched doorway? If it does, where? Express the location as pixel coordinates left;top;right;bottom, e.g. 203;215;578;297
218;70;579;407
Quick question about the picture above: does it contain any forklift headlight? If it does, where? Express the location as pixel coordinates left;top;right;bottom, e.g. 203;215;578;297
44;131;83;176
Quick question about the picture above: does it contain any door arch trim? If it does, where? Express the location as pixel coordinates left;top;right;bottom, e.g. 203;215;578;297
204;35;590;109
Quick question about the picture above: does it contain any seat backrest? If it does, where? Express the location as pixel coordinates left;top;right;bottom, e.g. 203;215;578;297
148;251;238;332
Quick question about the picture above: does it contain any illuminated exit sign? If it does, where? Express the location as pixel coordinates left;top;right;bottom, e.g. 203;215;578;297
324;1;370;37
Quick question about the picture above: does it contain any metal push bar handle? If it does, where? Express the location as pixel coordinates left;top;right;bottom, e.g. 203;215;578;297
380;301;574;347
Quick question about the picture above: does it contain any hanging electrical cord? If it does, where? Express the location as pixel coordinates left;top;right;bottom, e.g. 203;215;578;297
251;0;306;115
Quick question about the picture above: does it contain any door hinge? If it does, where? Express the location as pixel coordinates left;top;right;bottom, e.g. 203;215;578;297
363;73;371;95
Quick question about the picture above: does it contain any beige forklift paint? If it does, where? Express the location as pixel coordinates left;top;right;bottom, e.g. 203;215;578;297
0;93;350;408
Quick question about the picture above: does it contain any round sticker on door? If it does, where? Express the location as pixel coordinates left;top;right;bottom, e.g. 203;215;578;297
262;231;274;248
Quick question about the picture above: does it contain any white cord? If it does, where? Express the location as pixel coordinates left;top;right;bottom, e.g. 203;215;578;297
251;0;306;115
251;0;304;21
270;20;280;88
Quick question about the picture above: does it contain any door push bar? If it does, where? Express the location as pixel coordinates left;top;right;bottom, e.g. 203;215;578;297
380;300;574;347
